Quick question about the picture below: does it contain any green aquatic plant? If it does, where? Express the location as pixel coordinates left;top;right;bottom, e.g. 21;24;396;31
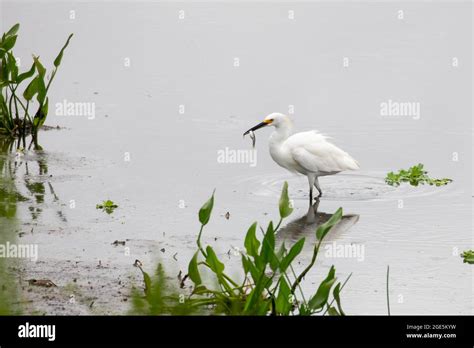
96;200;118;214
0;23;73;148
132;182;349;316
0;138;23;314
131;260;197;315
461;250;474;264
385;163;452;187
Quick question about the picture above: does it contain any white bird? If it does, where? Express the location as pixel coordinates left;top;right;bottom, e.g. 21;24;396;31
243;112;359;204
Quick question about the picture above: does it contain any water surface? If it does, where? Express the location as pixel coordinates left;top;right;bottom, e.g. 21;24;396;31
1;1;472;314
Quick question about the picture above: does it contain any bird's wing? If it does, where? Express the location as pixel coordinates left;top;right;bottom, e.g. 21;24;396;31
286;131;359;173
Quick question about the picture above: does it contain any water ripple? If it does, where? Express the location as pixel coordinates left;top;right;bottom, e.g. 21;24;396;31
233;171;452;202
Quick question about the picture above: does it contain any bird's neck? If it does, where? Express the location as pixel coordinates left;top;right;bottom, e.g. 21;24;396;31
270;125;292;144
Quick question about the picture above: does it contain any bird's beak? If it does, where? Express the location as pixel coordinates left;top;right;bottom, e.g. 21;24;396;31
243;121;269;136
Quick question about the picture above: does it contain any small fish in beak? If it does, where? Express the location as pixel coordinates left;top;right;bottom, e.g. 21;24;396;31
249;130;256;148
244;120;270;148
243;129;256;148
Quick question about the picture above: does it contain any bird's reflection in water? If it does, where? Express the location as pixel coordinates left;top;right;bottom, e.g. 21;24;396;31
276;198;360;243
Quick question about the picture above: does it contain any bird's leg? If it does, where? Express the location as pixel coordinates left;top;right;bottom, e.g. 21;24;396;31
307;174;316;205
313;197;320;212
314;177;323;197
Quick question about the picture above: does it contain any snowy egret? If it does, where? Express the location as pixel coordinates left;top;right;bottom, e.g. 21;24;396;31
243;113;359;204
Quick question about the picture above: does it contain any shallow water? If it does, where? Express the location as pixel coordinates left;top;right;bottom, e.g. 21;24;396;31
1;1;472;314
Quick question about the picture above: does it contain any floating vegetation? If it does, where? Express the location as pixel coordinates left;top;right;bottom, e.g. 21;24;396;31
461;250;474;264
96;200;118;214
385;163;452;187
0;23;73;148
131;182;349;316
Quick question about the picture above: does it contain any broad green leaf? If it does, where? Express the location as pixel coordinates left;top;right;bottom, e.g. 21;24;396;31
54;33;73;67
16;62;36;84
7;53;18;81
40;98;49;125
23;76;39;101
243;274;267;313
260;221;275;266
187;251;202;285
279;181;293;219
36;75;47;104
33;104;47;129
316;208;343;240
241;254;250;274
198;191;214;225
242;254;260;284
1;35;17;52
269;253;279;272
5;24;20;37
0;94;7;113
280;238;305;272
276;242;287;260
244;222;260;258
256;299;271;316
308;265;337;310
333;282;345;315
271;242;288;271
0;57;8;81
33;112;41;128
275;276;292;315
33;56;46;78
205;246;224;275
